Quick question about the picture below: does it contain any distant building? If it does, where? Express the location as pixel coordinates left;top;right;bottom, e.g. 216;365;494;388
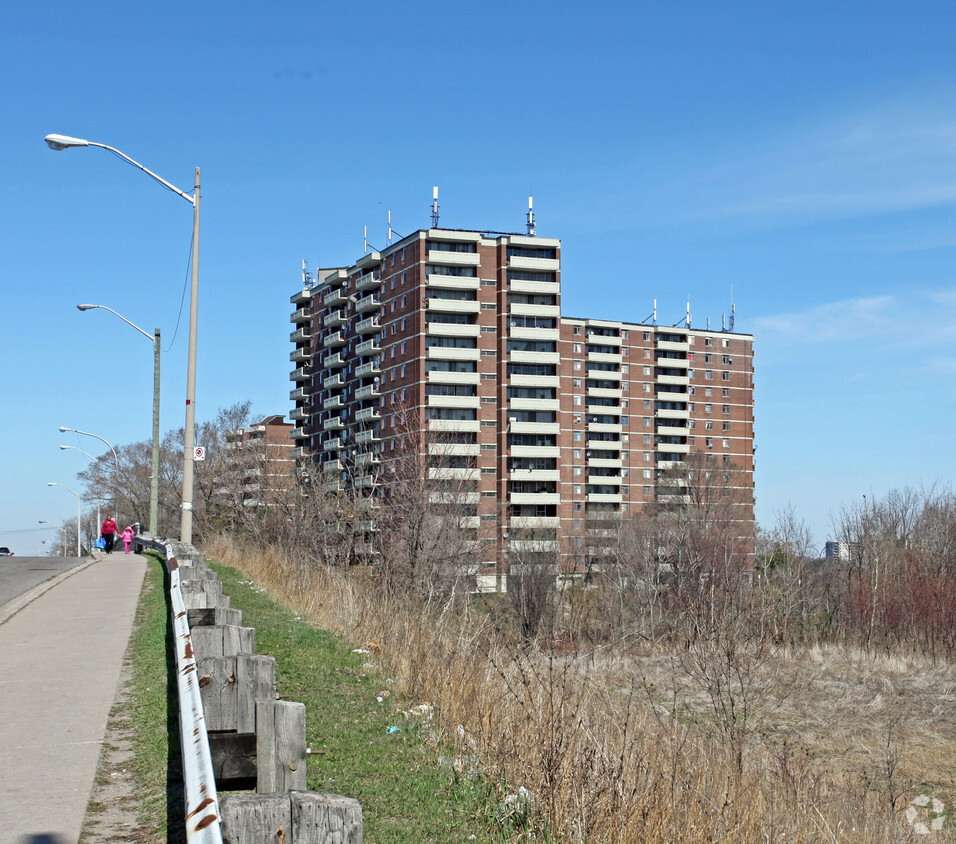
825;541;856;562
290;221;755;586
223;415;294;507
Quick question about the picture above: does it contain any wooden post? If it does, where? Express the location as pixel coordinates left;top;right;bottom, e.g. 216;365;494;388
188;606;243;627
256;699;307;793
219;793;290;844
198;654;276;733
293;792;363;842
191;624;256;659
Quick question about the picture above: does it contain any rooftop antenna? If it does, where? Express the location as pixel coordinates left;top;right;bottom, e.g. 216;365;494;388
643;298;657;325
364;225;368;254
387;210;393;244
687;299;692;329
431;186;440;228
526;195;536;236
707;317;711;330
721;314;726;330
728;286;736;332
302;259;314;289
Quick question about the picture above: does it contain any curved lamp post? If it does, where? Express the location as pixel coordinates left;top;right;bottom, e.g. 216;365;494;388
47;483;82;557
77;303;161;536
59;427;119;472
46;133;200;544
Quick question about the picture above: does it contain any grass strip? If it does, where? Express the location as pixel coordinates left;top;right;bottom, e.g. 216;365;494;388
121;551;185;841
208;557;507;843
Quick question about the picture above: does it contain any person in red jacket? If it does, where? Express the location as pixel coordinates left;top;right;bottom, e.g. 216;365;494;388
101;515;119;554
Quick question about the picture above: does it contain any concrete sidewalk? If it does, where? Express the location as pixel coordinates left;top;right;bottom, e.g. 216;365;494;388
0;550;146;844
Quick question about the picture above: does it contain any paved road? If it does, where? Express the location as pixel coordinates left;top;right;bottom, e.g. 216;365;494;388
0;555;86;611
0;550;146;843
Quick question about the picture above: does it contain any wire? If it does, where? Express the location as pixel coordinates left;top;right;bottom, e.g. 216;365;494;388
164;228;192;353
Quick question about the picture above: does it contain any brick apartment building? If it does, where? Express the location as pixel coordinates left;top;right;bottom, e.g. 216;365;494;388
290;223;754;588
223;415;295;507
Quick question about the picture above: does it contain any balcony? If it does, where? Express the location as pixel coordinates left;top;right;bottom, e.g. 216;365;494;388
509;468;560;482
425;321;480;338
585;438;621;451
354;428;381;445
290;347;312;363
323;437;343;451
322;459;343;473
354;272;380;291
655;406;690;420
323;395;343;410
291;287;313;306
354;293;381;312
290;386;309;401
425;274;480;290
425;297;481;314
324;373;344;389
290;446;311;459
428;418;481;433
325;351;346;368
355;406;381;423
507;254;560;273
289;406;309;421
586;492;622;504
509;325;559;342
427;394;479;409
586;350;621;365
355;452;381;467
290;327;312;344
425;370;480;386
290;366;310;382
509;397;559;412
508;349;560;366
510;516;560;529
323;331;346;348
324;309;347;328
509;492;560;506
355;383;381;401
508;420;560;435
324;288;347;307
656;373;690;387
356;360;380;378
356;338;380;357
291;307;311;323
508;445;560;459
425;345;480;362
426;249;480;267
355;315;381;335
586;404;621;417
428;441;480;457
656;338;689;353
290;427;309;441
324;415;345;430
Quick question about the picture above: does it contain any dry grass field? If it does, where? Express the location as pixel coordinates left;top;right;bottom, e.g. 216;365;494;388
204;534;956;842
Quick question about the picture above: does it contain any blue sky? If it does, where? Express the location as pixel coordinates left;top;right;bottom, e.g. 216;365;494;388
2;1;955;554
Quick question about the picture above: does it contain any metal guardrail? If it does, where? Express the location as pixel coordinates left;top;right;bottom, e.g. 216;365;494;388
140;538;223;843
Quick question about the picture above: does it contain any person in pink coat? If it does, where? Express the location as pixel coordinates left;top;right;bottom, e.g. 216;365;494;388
121;525;135;554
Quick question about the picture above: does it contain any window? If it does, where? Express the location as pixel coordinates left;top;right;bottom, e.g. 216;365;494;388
722;404;730;414
704;354;712;363
643;486;652;496
643;366;651;376
643;417;652;427
722;454;730;464
705;387;712;397
723;356;732;365
481;373;495;380
481;350;495;356
573;431;582;441
401;340;406;354
643;383;651;393
643;469;652;479
481;326;495;333
573;343;582;353
481;443;495;450
622;329;629;339
574;466;582;476
573;378;582;388
705;421;713;430
705;437;713;448
722;339;729;348
622;416;629;426
573;325;581;335
481;420;496;427
573;484;582;495
481;303;495;310
689;386;696;395
644;452;651;462
644;400;651;409
705;370;713;380
705;337;712;346
401;294;407;308
722;421;730;431
573;360;582;371
722;371;730;381
643;332;651;341
481;467;495;474
705;403;712;413
574;501;583;512
722;438;730;448
573;395;583;406
643;349;651;358
643;434;652;444
722;388;730;398
573;448;581;459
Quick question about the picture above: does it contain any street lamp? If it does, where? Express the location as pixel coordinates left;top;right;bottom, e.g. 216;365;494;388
46;133;200;544
59;444;105;530
77;303;161;537
47;483;82;557
59;427;119;473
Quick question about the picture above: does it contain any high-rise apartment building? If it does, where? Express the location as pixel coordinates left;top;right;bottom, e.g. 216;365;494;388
290;225;754;587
